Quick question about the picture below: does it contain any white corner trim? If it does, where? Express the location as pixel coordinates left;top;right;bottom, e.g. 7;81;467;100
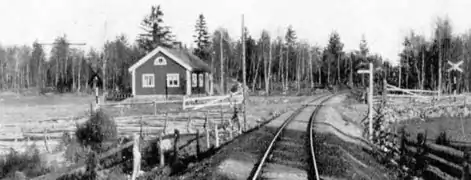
186;70;191;95
128;47;193;73
132;70;136;96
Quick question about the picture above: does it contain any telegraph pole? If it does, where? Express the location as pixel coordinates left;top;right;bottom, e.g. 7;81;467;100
242;15;247;132
220;32;224;94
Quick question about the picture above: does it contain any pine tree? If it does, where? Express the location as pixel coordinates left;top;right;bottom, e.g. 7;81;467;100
359;35;369;86
326;31;344;85
284;25;297;90
193;14;211;61
137;5;174;52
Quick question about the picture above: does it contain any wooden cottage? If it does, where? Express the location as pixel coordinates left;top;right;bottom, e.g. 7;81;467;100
128;46;212;97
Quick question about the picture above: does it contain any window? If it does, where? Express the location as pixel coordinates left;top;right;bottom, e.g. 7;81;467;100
198;74;204;87
142;74;154;88
154;57;167;65
191;73;197;87
166;73;180;87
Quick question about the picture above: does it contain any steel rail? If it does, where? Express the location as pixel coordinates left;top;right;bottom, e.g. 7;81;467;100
249;93;334;180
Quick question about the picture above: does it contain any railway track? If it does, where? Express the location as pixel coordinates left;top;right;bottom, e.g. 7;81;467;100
248;94;335;180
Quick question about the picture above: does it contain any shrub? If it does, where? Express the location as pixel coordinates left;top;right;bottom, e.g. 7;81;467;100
0;145;49;179
64;138;88;163
75;110;118;152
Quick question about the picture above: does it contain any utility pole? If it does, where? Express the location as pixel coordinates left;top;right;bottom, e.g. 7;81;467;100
220;31;224;94
242;15;247;132
357;63;374;141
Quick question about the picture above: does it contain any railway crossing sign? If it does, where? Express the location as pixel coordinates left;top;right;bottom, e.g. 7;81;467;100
447;60;463;102
447;60;463;72
357;69;370;74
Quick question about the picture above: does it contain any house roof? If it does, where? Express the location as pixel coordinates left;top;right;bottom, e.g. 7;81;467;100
128;46;211;73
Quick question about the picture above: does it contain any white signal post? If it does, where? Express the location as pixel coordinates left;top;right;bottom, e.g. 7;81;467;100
447;60;463;102
357;63;374;141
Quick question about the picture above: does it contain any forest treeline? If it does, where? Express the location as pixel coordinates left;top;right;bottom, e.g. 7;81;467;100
0;5;468;95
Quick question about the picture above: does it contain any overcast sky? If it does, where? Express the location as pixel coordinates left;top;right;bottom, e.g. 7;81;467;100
1;0;471;64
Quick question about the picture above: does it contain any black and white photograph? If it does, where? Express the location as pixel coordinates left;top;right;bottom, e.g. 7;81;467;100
0;0;470;179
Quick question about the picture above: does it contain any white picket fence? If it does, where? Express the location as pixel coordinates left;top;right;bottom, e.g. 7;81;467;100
182;91;243;110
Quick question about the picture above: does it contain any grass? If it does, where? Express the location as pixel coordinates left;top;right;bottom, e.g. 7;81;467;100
313;133;402;179
0;145;50;179
0;93;94;124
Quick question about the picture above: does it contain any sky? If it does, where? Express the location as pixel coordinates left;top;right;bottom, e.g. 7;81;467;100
1;0;471;65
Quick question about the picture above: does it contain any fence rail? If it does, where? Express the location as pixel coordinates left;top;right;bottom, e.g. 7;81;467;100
182;91;243;110
381;131;470;180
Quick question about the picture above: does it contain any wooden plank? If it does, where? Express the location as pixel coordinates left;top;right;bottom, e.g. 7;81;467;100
426;165;460;180
425;153;463;177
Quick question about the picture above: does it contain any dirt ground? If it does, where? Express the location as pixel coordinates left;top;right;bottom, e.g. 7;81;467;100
312;93;399;179
0;92;94;124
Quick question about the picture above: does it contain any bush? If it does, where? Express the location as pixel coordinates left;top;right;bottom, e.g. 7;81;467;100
75;110;118;152
64;139;88;163
0;145;49;179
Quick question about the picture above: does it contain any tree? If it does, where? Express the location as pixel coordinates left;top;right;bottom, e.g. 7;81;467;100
31;42;45;89
359;35;369;86
137;5;174;52
49;36;70;91
285;25;297;90
193;14;211;62
325;31;344;86
103;35;136;93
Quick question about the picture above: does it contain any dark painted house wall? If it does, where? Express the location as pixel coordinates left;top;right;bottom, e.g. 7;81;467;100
134;52;207;96
135;52;186;95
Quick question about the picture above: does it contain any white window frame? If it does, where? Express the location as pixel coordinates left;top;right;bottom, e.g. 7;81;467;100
166;73;180;88
198;74;204;87
142;74;155;88
191;73;197;87
154;56;167;66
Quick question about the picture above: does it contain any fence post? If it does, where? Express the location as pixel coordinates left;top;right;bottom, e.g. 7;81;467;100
220;105;224;127
139;116;143;138
163;112;169;135
182;96;186;110
131;133;141;180
415;132;427;177
187;113;192;133
215;124;219;148
173;129;180;164
43;128;50;153
154;101;157;116
90;103;93;116
159;134;165;167
463;150;470;180
196;129;201;159
399;129;406;166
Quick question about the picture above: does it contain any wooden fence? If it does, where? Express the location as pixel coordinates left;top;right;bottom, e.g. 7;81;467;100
32;122;234;180
381;131;470;180
0;104;242;155
182;91;243;110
